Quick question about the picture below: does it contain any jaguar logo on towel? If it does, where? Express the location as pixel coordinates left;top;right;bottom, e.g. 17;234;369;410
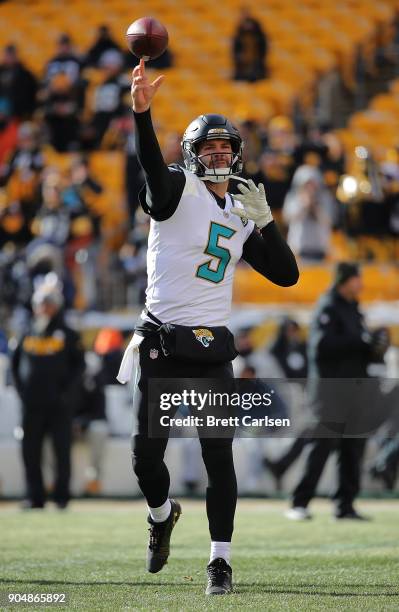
192;328;214;348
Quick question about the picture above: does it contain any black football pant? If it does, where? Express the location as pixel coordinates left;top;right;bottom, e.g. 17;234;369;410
132;332;236;542
292;437;367;513
22;401;73;506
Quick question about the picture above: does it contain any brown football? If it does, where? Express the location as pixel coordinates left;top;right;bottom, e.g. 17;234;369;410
126;17;169;60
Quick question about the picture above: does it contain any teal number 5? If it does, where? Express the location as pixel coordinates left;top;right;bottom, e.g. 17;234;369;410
196;222;236;284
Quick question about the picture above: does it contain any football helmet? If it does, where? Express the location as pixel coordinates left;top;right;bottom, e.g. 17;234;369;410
181;114;243;183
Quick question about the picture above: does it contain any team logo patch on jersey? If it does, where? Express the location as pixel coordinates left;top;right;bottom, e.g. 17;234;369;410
240;216;248;227
149;348;159;359
192;328;214;348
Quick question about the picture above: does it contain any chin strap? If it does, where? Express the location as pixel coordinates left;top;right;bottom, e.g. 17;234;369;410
198;170;231;183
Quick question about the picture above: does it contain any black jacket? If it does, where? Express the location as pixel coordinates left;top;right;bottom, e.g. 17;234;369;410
308;288;372;379
12;312;85;406
307;288;390;435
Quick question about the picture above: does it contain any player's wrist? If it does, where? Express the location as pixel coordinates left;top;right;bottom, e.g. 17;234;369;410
132;105;151;113
256;211;273;229
132;107;152;118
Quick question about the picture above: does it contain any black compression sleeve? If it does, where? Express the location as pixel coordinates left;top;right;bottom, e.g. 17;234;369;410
133;109;185;219
242;222;299;286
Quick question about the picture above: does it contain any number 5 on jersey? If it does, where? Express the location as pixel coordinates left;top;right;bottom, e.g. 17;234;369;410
196;222;236;284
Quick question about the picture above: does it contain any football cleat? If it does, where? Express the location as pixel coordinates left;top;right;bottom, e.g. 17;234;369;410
146;499;181;573
205;558;233;595
334;509;371;521
285;506;312;521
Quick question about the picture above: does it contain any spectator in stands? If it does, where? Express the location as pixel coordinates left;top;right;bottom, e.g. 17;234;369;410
61;158;104;309
62;157;103;237
0;44;37;119
32;170;70;247
0;201;29;247
247;149;294;213
241;117;298;215
91;50;130;147
45;34;83;88
232;8;268;82
238;119;267;167
269;317;308;379
11;277;85;509
0;98;18;166
0;122;44;239
25;242;75;308
283;165;337;261
267;116;297;155
118;233;147;306
232;327;283;378
42;72;81;152
85;24;123;69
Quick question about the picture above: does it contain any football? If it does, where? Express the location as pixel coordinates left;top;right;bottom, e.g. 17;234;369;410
126;17;169;61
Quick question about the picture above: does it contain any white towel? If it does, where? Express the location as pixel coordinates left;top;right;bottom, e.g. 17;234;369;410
116;333;144;384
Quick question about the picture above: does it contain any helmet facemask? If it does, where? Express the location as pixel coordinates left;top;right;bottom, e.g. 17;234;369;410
181;115;244;183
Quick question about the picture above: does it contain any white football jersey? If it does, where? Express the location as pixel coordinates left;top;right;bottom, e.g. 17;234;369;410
143;169;254;326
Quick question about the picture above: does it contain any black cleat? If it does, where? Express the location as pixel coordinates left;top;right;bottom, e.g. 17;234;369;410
334;509;371;521
205;558;233;595
146;499;181;573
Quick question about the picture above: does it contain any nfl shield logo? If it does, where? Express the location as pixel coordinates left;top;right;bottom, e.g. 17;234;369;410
150;348;158;360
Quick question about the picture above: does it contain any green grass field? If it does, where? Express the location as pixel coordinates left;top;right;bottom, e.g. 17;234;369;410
1;499;398;611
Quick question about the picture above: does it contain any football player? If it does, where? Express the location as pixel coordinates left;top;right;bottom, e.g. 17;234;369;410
122;59;299;595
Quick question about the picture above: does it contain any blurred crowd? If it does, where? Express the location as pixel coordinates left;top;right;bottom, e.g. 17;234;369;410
0;21;399;327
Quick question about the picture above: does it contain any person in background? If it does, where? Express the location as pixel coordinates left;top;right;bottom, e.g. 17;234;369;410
285;262;389;521
42;72;82;152
74;348;109;496
31;170;70;247
232;8;268;82
84;25;123;69
0;327;9;386
0;122;44;241
0;98;18;167
233;327;283;378
11;277;85;509
0;44;37;119
44;34;83;90
125;58;298;595
90;50;130;147
264;318;309;487
269;318;308;379
283;165;337;261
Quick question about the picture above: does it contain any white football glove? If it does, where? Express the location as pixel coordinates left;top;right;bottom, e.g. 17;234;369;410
231;180;273;229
